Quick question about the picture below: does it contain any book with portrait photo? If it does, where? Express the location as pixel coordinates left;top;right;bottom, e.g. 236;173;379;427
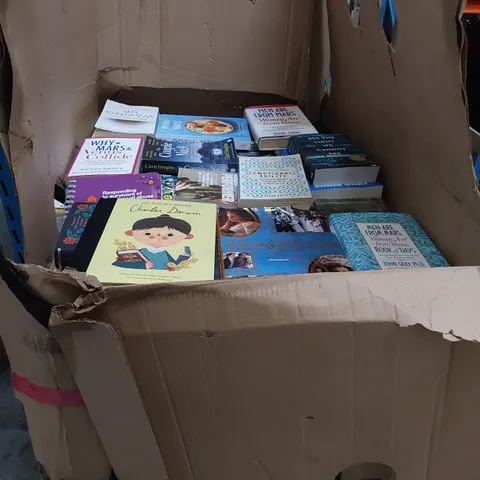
174;168;238;207
218;206;350;279
69;198;217;285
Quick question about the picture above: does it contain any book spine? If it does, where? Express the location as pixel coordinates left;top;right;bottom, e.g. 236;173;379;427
244;111;261;146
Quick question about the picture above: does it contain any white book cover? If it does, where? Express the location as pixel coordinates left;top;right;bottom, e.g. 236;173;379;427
238;154;312;206
244;104;317;150
66;138;143;178
95;100;159;134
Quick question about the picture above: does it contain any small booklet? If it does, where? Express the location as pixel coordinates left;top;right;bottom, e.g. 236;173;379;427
95;100;159;135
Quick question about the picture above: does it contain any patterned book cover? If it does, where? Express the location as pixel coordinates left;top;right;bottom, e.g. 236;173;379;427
84;199;217;284
329;212;449;271
238;154;312;207
65;173;161;213
155;114;251;150
218;206;350;278
55;202;96;268
140;136;238;175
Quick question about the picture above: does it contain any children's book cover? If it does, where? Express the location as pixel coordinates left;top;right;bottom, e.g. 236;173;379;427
83;199;217;284
218;206;350;278
329;212;449;271
67;138;143;178
155;114;251;150
141;136;238;175
161;175;177;200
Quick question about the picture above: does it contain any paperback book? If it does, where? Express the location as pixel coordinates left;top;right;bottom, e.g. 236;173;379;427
67;138;143;178
155;114;251;150
238;154;312;208
306;154;379;187
64;173;161;213
69;198;218;285
329;212;449;271
219;206;350;278
174;168;238;207
95;100;159;135
310;182;384;201
140;136;238;175
244;105;318;150
55;202;96;269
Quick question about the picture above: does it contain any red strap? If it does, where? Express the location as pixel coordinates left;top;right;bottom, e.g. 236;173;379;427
11;372;84;407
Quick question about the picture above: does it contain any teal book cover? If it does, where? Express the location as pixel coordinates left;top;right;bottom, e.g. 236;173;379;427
329;212;449;271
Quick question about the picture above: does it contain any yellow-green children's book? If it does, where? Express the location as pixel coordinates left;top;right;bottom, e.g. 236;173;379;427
69;198;217;284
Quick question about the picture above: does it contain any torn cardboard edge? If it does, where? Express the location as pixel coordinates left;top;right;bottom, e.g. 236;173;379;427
47;266;480;343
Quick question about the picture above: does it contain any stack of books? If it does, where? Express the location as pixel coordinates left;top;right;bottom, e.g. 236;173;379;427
55;100;448;284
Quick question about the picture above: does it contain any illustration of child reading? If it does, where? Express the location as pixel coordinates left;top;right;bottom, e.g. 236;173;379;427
113;215;194;271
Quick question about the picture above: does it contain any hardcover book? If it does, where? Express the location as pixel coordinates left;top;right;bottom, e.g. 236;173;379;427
95;100;159;135
310;182;384;201
54;202;96;269
174;168;238;207
287;133;352;154
140;136;238;175
68;198;218;285
218;206;350;278
64;173;161;213
244;105;318;150
155;114;251;150
329;212;449;271
238;154;312;208
67;138;143;178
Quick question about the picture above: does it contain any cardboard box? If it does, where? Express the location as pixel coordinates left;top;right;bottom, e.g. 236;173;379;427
2;0;480;479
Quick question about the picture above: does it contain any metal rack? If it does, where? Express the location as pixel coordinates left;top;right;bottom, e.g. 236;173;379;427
0;144;24;263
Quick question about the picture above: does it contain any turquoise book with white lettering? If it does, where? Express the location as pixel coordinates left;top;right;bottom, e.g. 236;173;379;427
329;212;449;271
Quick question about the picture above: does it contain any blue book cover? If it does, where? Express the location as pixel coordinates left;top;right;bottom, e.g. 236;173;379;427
219;206;351;278
287;133;352;154
329;212;449;271
140;137;239;175
155;114;252;150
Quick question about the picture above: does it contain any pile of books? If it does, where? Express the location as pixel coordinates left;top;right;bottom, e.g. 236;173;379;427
55;101;449;285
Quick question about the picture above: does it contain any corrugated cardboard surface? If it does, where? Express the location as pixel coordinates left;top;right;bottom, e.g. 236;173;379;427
323;0;478;265
0;264;110;480
50;267;480;480
0;0;313;265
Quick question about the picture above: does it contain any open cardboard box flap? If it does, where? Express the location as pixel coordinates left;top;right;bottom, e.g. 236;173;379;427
1;0;480;479
48;266;480;479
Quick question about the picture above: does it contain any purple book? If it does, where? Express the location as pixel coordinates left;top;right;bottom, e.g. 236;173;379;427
65;173;162;213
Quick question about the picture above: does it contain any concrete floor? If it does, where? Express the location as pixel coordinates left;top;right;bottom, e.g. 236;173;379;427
0;357;39;480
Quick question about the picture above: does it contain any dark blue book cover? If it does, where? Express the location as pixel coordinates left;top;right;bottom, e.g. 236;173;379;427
287;133;352;154
55;202;96;268
141;136;238;175
218;206;351;278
